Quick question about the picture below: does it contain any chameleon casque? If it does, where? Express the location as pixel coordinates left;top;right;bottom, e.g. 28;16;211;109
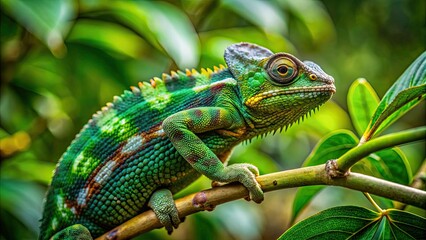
39;42;335;239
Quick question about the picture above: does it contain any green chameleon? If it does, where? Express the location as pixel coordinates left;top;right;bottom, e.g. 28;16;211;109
39;42;335;239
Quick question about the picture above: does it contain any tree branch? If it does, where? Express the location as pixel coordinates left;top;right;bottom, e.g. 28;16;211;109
394;160;426;210
96;164;426;240
337;126;426;172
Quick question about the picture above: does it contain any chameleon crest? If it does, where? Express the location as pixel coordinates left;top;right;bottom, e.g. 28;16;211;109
40;43;335;239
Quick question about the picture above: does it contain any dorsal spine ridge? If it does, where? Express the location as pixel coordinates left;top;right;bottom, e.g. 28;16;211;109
92;65;227;121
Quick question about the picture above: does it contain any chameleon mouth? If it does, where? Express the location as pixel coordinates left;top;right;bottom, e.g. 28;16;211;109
245;85;336;107
270;85;336;95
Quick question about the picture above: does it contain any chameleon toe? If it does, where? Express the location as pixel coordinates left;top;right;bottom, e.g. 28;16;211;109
148;189;181;233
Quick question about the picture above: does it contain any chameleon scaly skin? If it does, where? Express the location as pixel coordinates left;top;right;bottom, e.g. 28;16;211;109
39;43;335;239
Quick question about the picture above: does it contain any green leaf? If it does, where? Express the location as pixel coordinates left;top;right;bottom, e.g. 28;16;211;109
347;78;380;136
352;147;412;185
0;152;56;184
67;20;149;59
232;144;280;175
280;206;426;239
110;1;200;68
363;52;426;141
303;130;359;167
387;209;426;239
292;130;358;221
301;101;353;136
0;180;45;238
291;185;324;223
279;0;335;45
199;27;294;65
222;0;287;34
0;0;75;57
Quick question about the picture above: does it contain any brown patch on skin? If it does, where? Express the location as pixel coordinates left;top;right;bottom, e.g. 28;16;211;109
65;199;78;214
66;182;102;215
69;159;118;214
188;97;204;109
194;109;203;118
186;153;199;165
201;157;218;167
70;124;168;214
170;131;184;142
211;110;222;126
141;124;165;143
216;127;247;138
273;180;278;186
185;117;195;129
216;149;232;164
183;99;201;110
211;82;225;95
86;182;101;203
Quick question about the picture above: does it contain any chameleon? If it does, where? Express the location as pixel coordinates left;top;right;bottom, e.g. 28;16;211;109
39;42;335;239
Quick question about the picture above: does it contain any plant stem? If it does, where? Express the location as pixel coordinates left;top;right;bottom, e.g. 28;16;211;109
363;192;383;212
337;126;426;172
96;165;426;240
394;160;426;210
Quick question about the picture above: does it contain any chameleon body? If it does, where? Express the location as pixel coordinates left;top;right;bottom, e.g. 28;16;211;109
39;43;335;239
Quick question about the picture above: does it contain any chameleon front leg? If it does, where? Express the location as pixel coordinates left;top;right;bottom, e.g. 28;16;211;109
163;107;264;203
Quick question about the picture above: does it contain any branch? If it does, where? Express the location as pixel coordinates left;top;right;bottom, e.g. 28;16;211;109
410;160;426;191
394;160;426;210
96;165;426;240
337;126;426;172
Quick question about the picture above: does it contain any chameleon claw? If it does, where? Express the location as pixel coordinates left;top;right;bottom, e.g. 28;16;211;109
218;163;264;204
148;189;181;234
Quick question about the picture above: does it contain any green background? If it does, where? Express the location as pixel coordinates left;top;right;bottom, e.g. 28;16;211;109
0;0;424;239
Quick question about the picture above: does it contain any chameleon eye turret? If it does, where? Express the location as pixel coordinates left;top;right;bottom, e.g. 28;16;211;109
266;54;298;85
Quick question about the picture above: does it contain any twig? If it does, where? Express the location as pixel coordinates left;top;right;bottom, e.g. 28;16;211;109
337;126;426;172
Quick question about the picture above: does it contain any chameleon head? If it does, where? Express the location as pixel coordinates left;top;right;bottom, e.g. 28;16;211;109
225;42;335;129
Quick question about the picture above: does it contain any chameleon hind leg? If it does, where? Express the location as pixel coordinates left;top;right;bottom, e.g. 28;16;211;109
163;107;264;203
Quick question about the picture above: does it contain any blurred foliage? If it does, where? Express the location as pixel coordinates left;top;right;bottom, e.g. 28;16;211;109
0;0;425;239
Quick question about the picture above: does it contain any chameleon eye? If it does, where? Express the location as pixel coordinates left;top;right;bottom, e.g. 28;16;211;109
266;55;298;85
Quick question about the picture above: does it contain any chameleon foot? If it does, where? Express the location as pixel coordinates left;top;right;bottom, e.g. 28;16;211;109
148;189;181;234
215;163;264;203
51;224;92;240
